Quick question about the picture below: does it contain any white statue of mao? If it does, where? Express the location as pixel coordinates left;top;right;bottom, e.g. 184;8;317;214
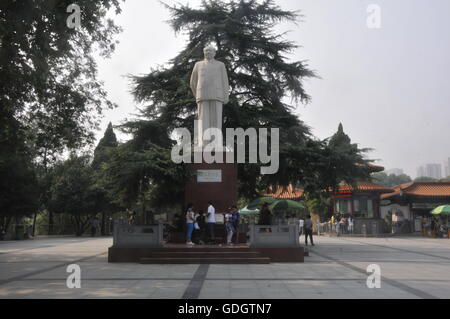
190;46;230;146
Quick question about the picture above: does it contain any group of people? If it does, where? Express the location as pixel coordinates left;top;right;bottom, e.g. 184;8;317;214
421;216;449;238
318;214;354;236
185;202;241;246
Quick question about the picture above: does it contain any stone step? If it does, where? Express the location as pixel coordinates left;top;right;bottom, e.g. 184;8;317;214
149;251;262;258
154;247;254;253
140;257;271;264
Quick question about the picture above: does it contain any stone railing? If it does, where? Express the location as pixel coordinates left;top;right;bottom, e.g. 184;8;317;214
113;222;164;248
249;224;300;247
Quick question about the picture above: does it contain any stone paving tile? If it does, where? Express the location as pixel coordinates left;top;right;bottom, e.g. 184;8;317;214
1;236;450;299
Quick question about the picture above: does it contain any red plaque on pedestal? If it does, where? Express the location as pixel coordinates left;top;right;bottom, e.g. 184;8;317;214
184;152;238;215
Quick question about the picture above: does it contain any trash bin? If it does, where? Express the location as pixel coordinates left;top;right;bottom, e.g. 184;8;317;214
15;225;25;240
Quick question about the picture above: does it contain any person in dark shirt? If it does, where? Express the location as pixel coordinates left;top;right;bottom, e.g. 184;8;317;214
194;210;207;244
304;215;315;246
259;203;273;226
231;205;241;244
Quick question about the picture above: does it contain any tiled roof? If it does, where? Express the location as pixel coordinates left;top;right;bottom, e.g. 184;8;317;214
263;182;392;199
337;183;394;194
263;185;304;200
381;182;450;199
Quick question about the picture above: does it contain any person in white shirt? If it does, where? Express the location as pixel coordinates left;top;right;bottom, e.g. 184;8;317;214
298;218;305;237
348;216;354;234
207;202;216;242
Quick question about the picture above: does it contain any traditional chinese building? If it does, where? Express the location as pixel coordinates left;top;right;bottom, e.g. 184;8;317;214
263;181;394;234
380;182;450;232
263;185;304;201
332;182;394;218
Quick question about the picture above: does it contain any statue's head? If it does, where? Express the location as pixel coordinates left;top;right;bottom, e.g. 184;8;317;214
203;46;216;60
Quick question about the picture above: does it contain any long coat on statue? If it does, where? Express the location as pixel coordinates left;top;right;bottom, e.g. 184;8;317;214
190;59;230;103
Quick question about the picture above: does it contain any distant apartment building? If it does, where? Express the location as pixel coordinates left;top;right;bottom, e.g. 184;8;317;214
416;164;442;179
445;158;450;178
386;168;404;176
417;166;425;178
425;163;442;179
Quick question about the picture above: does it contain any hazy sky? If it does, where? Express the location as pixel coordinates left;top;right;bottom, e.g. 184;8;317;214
95;0;450;178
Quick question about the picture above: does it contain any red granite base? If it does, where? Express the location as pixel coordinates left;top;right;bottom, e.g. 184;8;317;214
108;244;304;263
184;152;238;214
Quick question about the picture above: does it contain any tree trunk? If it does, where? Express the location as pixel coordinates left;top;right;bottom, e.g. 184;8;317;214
5;216;12;232
48;211;54;235
74;216;82;237
101;212;106;236
32;212;37;237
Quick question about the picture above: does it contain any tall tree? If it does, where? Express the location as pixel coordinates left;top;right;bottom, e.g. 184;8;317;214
1;0;123;233
130;0;371;200
372;172;412;187
100;121;186;212
49;155;106;236
0;116;39;234
1;0;123;159
414;176;437;183
92;123;119;234
92;122;119;170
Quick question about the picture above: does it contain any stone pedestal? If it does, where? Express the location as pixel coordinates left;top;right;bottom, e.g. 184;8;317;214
184;152;238;214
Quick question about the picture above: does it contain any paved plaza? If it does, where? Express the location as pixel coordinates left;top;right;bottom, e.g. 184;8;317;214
0;236;449;299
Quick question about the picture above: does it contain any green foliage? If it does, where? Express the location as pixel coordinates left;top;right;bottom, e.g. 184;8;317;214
92;122;119;170
131;0;316;199
0;114;39;225
304;193;331;217
48;155;107;236
372;172;412;187
0;151;39;221
130;0;371;201
99;138;187;209
326;123;372;187
414;176;438;182
0;0;123;163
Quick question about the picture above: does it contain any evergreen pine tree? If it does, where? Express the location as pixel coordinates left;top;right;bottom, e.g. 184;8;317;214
92;123;119;170
129;0;371;199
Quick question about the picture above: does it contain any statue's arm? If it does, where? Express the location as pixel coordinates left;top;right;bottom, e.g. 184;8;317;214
222;63;230;104
190;63;198;98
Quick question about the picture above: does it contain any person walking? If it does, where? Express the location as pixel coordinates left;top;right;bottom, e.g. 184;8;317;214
331;214;336;234
298;218;305;237
259;203;273;225
185;204;196;245
193;210;206;245
348;216;354;235
316;217;321;236
90;217;100;237
304;215;314;246
339;216;346;235
231;205;241;244
206;202;216;243
224;208;235;245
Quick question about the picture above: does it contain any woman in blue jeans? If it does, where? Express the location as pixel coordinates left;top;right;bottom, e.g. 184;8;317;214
185;204;196;245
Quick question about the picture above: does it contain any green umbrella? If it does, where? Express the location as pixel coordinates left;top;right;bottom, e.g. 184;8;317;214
247;197;277;209
239;206;260;215
431;205;450;215
269;200;305;212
